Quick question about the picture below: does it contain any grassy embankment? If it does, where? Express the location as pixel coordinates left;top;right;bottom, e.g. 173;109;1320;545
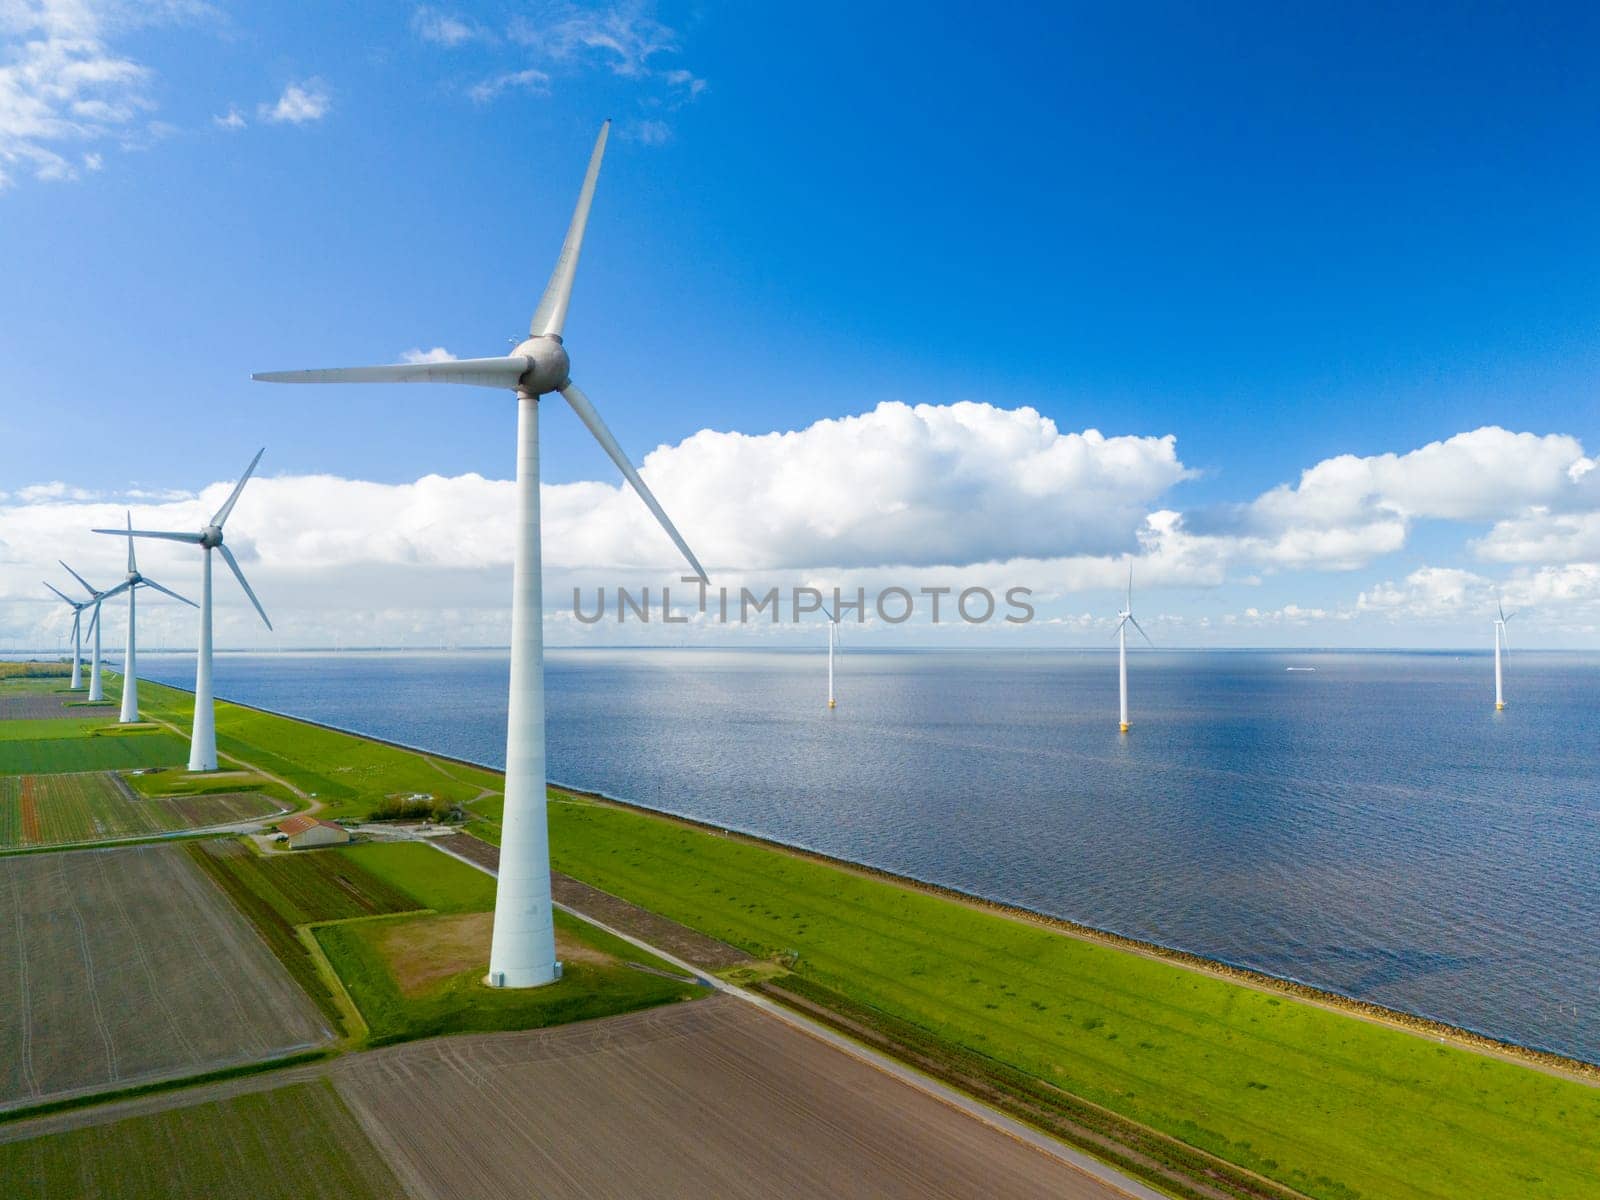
454;793;1600;1200
0;1080;405;1200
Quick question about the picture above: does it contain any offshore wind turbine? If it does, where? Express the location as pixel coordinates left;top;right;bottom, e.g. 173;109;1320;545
93;513;196;723
1493;597;1516;711
823;601;840;709
58;562;129;703
100;452;272;768
43;582;91;688
252;121;707;990
1114;564;1153;733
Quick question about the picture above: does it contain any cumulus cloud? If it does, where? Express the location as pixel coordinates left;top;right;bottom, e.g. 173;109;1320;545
259;78;331;125
212;105;244;130
400;346;458;364
1357;567;1490;618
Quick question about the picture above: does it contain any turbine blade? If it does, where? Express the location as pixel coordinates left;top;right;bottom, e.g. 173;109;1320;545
252;357;530;390
1111;616;1127;643
139;577;197;608
212;447;265;527
44;582;75;605
58;560;96;597
86;604;99;638
95;528;203;543
218;544;272;630
99;580;132;602
1504;610;1518;622
1127;561;1133;611
1130;616;1155;647
560;380;708;583
530;120;611;339
1497;597;1506;623
124;511;136;574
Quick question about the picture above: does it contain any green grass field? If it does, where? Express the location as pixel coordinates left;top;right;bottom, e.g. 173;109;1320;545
0;772;284;849
136;680;502;819
337;840;498;913
0;1079;405;1199
184;839;423;1027
0;731;189;776
521;797;1600;1200
316;905;703;1045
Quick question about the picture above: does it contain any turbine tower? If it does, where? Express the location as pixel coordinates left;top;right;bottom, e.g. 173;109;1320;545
1493;597;1516;711
92;513;196;722
823;601;840;709
106;452;272;768
1114;563;1153;733
252;121;707;990
58;562;129;703
43;582;91;689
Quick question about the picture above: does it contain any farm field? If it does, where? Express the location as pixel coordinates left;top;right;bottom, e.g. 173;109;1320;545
183;839;422;1029
0;772;285;849
337;840;498;913
0;1079;405;1200
0;688;98;722
515;796;1600;1200
333;995;1100;1199
136;680;503;820
0;730;189;776
315;904;704;1044
0;844;332;1112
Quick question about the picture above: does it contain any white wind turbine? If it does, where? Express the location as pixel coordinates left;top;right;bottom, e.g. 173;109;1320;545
43;581;92;689
92;513;196;723
1493;596;1516;711
1114;563;1153;733
252;120;707;990
58;563;130;703
97;452;272;767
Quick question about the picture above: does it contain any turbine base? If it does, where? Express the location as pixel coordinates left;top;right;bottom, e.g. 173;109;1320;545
828;699;836;709
1119;722;1130;733
486;961;563;989
1495;702;1506;711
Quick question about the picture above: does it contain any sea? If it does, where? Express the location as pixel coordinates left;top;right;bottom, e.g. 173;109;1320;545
126;646;1599;1064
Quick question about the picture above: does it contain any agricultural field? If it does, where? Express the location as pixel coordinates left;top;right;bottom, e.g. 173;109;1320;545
337;840;498;913
532;797;1600;1200
316;905;704;1045
0;1080;406;1200
0;772;285;850
0;730;189;776
0;844;332;1112
0;662;71;679
331;996;1092;1200
183;839;422;1029
136;680;502;820
0;687;92;722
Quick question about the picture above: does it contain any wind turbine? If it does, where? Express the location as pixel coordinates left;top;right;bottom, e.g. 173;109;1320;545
97;452;272;768
251;121;707;990
91;513;196;722
1494;596;1516;711
823;601;840;709
1114;563;1153;733
58;563;130;703
43;582;92;689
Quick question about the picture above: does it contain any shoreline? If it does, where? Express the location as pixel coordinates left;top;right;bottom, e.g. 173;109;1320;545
131;670;1599;1084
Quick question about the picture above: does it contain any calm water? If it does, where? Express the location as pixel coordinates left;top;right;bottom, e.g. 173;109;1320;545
136;647;1600;1063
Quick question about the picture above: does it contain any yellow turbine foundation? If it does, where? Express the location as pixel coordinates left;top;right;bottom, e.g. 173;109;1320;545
1119;721;1130;733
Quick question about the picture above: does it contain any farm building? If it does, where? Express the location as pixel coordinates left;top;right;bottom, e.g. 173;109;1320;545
278;814;350;849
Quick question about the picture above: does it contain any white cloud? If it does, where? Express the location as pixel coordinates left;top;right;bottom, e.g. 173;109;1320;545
516;2;678;78
663;67;705;97
411;6;480;47
400;346;458;364
1357;567;1490;618
212;104;244;130
0;0;165;186
259;78;330;125
468;68;548;104
1474;510;1600;564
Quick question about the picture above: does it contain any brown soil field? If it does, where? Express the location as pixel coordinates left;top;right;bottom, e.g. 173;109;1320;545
333;994;1125;1199
447;833;752;971
0;844;333;1111
0;691;95;721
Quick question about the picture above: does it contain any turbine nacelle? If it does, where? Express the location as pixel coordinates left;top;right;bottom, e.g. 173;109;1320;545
510;335;571;397
199;525;224;549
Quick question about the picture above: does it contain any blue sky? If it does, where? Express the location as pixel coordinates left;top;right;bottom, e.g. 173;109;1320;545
2;2;1598;648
